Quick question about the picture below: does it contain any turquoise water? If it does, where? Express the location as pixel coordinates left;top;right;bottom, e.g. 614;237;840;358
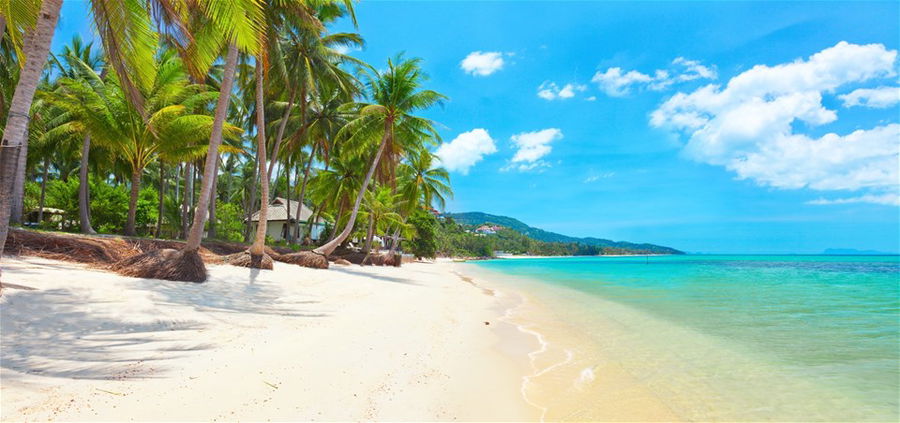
473;255;900;421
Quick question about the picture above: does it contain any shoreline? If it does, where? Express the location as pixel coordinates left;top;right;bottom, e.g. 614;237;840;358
452;263;683;421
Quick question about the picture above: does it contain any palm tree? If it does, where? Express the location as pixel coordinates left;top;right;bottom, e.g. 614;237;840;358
50;35;104;233
312;55;446;258
398;149;452;212
46;51;237;236
1;0;180;268
181;0;266;274
360;185;405;255
0;0;63;266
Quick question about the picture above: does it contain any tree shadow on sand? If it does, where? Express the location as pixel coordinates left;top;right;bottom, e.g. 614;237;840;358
1;262;329;381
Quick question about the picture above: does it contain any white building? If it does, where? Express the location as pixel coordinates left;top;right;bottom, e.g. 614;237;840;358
248;197;327;243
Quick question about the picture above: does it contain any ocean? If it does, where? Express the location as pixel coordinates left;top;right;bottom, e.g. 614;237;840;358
469;255;900;421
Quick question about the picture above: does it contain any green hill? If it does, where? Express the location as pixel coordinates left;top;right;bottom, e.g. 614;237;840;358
444;211;683;255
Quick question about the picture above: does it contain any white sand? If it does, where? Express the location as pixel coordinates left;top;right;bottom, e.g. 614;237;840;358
0;256;538;422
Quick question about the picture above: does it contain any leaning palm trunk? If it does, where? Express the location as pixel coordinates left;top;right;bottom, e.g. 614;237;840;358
9;133;27;224
124;169;141;236
79;133;95;233
113;44;239;283
207;160;219;239
0;0;63;273
185;43;239;251
314;120;392;257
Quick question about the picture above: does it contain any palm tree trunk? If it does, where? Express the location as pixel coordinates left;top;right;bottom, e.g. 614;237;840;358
10;132;28;224
0;16;6;43
185;43;238;251
180;161;192;238
314;120;392;257
207;159;219;239
125;168;141;236
37;157;49;224
363;213;374;253
155;162;165;237
293;144;316;241
266;88;296;190
0;0;62;266
284;162;292;243
249;62;269;257
79;133;95;233
244;156;257;243
387;228;401;255
328;200;345;241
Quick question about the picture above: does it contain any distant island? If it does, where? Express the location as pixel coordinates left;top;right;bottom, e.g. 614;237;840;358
822;248;897;255
434;212;683;257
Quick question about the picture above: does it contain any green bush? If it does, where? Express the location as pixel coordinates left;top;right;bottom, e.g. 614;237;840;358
213;201;245;242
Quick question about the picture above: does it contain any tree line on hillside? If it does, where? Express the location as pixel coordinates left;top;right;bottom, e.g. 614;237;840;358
403;216;677;259
0;0;451;281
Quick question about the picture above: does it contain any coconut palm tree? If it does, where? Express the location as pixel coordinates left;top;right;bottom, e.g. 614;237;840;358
0;0;63;266
46;51;238;236
398;148;452;212
48;35;104;233
1;0;182;268
312;55;446;258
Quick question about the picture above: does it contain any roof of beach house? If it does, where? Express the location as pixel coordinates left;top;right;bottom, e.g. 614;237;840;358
249;197;324;223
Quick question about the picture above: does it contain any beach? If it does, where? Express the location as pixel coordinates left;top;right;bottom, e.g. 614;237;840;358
1;257;543;422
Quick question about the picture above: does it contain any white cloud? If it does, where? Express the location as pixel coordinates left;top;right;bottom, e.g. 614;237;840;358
584;172;615;183
537;81;586;100
434;129;498;175
586;96;597;102
592;67;654;96
592;58;717;96
651;41;899;205
460;51;506;76
502;128;563;172
839;86;900;108
808;193;900;206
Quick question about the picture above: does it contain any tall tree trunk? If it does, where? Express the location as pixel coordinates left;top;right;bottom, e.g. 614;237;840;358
328;199;345;241
125;168;141;236
185;44;238;251
387;228;401;255
293;145;316;241
155;163;165;237
244;155;257;243
314;119;392;257
0;0;62;270
37;157;49;224
79;133;95;233
249;63;269;257
284;161;292;243
180;161;192;238
10;131;27;224
363;213;374;254
207;158;219;240
266;88;297;192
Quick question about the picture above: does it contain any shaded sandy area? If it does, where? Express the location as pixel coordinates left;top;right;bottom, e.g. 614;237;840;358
1;257;536;422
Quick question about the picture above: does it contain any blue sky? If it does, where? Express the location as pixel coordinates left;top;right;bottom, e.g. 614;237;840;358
53;1;900;254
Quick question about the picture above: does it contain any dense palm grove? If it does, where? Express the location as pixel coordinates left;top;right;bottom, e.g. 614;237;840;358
0;0;453;281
